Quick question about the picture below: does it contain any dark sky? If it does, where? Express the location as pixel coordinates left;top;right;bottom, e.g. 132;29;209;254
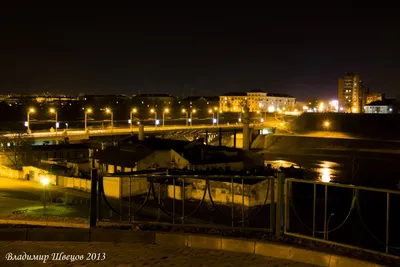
0;7;399;100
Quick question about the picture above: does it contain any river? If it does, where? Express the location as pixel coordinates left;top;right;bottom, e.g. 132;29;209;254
263;151;400;190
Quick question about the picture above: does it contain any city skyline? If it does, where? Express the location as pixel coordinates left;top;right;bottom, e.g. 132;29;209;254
0;7;399;100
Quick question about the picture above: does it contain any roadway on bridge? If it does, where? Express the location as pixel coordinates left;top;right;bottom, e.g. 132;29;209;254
2;122;278;139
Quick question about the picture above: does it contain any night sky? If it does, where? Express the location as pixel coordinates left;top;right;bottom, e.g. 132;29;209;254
0;7;399;100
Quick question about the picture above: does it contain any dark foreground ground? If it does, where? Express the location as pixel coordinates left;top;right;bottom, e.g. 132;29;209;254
0;241;315;267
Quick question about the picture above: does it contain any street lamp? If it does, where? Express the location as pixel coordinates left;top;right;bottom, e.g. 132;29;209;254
49;108;58;135
214;107;221;126
130;108;137;130
208;109;215;125
190;109;196;127
40;175;50;215
150;109;157;127
84;108;92;132
182;109;188;127
105;108;113;130
26;108;35;134
162;108;169;128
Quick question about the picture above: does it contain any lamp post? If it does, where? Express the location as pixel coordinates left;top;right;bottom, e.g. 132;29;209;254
214;107;220;126
49;108;58;135
85;108;92;132
162;108;169;128
190;109;196;127
105;108;113;130
26;108;35;134
130;108;137;131
40;176;50;215
182;109;188;127
209;109;215;126
150;109;157;127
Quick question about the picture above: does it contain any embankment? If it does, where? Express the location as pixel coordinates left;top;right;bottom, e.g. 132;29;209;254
291;113;400;140
253;134;400;154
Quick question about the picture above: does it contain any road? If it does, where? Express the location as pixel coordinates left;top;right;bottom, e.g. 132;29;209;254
0;241;316;266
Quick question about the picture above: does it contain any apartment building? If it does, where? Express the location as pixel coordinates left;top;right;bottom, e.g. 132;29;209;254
219;90;295;113
338;72;368;113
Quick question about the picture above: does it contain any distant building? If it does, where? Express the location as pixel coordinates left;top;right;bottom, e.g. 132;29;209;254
366;93;385;105
338;72;368;113
219;90;295;113
180;96;219;116
132;94;176;107
364;99;396;114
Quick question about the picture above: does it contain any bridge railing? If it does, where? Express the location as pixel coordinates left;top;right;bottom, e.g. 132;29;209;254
97;173;276;233
285;178;400;257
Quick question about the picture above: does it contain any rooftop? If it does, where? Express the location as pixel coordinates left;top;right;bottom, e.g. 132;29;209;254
366;99;395;106
32;143;89;151
181;96;219;101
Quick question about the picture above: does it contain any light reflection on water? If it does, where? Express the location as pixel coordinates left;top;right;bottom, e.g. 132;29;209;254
264;159;342;183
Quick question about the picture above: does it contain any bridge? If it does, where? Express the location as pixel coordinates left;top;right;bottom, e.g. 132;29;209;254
1;122;278;142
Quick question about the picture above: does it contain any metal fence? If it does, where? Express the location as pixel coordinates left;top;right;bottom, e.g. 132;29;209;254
96;173;276;233
284;178;400;257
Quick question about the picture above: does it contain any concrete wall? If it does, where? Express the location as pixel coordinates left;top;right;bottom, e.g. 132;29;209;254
0;165;91;192
193;162;244;171
256;134;400;152
186;178;276;207
292;113;400;139
102;176;148;198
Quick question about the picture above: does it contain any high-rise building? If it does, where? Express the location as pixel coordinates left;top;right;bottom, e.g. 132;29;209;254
338;72;367;113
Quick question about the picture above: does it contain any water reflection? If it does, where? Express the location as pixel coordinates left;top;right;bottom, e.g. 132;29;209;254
314;161;340;183
320;168;331;183
264;159;341;183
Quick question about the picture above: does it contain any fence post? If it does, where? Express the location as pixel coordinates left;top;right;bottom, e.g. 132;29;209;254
90;168;98;228
275;170;285;237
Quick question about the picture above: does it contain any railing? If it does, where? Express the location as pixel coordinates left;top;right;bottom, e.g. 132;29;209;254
285;178;400;257
97;173;276;233
2;167;398;259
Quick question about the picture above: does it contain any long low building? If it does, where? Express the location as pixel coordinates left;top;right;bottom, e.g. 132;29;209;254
220;90;295;113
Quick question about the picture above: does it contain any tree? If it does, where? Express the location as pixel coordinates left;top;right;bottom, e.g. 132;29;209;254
0;133;35;170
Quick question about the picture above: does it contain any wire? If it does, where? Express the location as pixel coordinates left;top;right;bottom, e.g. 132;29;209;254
206;178;271;223
289;195;356;234
356;193;400;250
149;178;208;220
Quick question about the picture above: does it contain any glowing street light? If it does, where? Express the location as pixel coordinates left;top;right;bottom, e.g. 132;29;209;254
190;109;196;127
182;109;188;127
268;106;275;113
323;121;330;131
105;108;113;130
130;108;137;130
49;108;58;135
150;108;157;127
162;108;169;128
84;108;92;132
26;108;35;134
